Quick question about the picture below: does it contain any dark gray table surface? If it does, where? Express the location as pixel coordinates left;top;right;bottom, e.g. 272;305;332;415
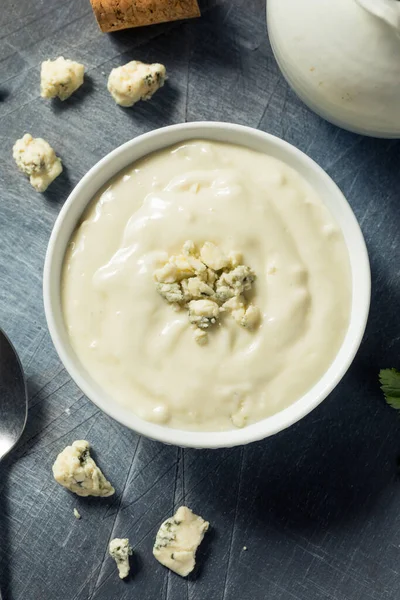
1;1;400;599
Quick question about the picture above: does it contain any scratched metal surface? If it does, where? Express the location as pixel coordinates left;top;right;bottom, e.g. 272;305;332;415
0;0;400;598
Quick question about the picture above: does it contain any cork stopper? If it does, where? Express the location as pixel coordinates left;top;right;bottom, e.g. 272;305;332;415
89;0;201;33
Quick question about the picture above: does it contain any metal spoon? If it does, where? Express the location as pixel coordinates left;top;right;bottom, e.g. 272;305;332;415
0;329;28;460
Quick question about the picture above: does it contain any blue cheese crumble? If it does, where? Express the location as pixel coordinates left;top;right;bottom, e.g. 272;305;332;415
41;56;85;101
107;61;166;107
52;440;115;497
109;538;133;579
153;506;209;577
13;134;62;192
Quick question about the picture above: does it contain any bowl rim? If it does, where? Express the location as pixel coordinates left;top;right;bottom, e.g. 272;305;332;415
43;121;371;448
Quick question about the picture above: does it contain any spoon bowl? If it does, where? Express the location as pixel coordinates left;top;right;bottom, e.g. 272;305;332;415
0;329;28;460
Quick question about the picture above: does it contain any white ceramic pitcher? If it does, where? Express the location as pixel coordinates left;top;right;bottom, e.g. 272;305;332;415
267;0;400;137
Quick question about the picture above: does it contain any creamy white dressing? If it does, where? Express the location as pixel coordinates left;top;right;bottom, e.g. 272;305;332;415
62;140;351;431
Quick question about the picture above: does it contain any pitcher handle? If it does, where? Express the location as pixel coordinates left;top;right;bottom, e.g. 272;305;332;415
356;0;400;32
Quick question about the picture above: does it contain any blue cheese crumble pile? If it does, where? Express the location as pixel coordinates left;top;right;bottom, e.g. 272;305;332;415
52;440;115;497
153;506;209;577
154;240;260;344
109;538;133;579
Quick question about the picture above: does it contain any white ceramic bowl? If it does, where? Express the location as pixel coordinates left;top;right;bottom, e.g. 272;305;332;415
43;122;371;448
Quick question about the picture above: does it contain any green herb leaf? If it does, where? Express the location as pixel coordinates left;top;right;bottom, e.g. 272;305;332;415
379;369;400;409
